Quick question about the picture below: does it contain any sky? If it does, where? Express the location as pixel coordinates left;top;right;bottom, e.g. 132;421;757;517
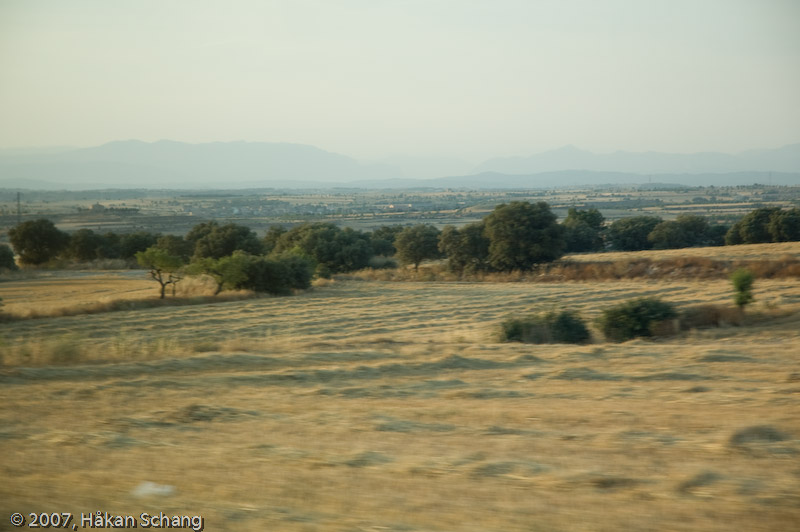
1;0;798;162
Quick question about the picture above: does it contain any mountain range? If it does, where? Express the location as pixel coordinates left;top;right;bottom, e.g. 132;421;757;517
0;140;798;189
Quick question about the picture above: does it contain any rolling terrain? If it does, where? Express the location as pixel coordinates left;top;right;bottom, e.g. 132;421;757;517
1;246;799;531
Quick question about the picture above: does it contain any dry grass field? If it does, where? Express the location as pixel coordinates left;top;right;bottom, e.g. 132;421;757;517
564;241;800;263
2;247;800;531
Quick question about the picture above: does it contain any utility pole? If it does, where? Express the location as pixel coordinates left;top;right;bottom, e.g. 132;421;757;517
16;191;21;226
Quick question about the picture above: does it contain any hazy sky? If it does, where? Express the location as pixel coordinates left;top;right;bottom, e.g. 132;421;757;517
1;0;798;161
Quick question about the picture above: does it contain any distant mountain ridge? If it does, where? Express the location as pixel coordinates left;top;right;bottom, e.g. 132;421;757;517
0;140;397;188
0;140;798;189
475;144;800;175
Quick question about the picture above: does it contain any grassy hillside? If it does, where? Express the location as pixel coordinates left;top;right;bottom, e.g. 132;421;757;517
1;249;799;531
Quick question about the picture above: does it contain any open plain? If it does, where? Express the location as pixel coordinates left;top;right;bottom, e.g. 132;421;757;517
1;247;800;531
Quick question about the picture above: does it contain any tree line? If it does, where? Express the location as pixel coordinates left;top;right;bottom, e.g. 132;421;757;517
3;205;799;294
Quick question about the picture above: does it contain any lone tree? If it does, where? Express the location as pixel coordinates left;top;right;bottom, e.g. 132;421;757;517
483;201;564;271
136;247;185;299
394;224;442;271
8;219;70;265
731;268;755;311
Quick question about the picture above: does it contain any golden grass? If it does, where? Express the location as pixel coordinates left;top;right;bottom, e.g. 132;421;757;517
0;270;257;321
345;253;800;283
1;253;799;530
564;241;800;262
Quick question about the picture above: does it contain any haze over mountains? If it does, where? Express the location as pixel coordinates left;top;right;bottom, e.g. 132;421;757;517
0;140;798;190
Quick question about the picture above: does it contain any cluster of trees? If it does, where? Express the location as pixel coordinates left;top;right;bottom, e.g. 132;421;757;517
561;207;800;252
7;219;166;265
725;207;800;245
4;205;799;288
605;214;728;251
4;219;408;297
403;201;565;274
602;207;800;252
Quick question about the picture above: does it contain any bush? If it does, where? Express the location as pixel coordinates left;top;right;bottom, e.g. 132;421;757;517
597;298;677;342
234;254;313;295
500;310;590;344
731;268;754;309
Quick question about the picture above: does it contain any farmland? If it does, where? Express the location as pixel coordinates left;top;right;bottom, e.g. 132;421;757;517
2;184;799;239
1;242;799;531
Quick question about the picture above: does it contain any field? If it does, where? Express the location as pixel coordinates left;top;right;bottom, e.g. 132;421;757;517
2;246;800;531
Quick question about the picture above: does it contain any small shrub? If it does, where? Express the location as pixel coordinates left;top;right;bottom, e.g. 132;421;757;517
731;268;754;309
597;298;678;342
500;310;590;344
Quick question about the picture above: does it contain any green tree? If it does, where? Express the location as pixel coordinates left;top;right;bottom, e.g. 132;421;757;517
8;219;70;265
186;252;250;295
119;231;160;259
563;207;605;253
273;223;373;274
0;244;18;271
65;229;105;261
155;234;194;262
483;201;564;271
369;225;405;257
261;225;287;255
97;232;122;259
726;207;781;245
192;222;263;260
606;216;662;251
648;215;713;250
438;222;490;274
767;208;800;242
707;224;729;246
731;268;755;310
135;247;185;299
394;224;442;271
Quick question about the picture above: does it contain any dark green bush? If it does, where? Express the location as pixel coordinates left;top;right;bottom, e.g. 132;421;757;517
232;254;313;295
501;310;590;344
597;298;677;342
